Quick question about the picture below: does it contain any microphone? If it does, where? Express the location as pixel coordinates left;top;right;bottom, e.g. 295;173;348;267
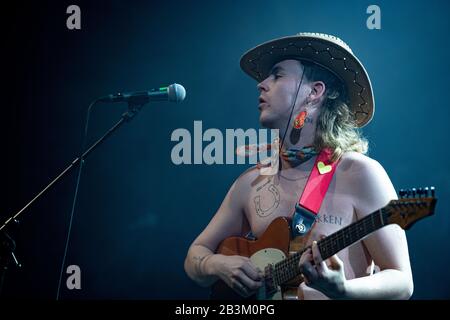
98;83;186;104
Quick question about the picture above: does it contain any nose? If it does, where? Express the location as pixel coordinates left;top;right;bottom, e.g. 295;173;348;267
257;77;270;92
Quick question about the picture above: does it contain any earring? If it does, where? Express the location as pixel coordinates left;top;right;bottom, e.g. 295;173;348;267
293;110;307;129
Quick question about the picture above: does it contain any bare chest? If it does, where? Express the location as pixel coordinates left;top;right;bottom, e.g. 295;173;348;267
243;173;374;281
243;175;355;241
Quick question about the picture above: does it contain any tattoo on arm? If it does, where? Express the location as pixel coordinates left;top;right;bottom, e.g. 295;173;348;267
193;255;210;274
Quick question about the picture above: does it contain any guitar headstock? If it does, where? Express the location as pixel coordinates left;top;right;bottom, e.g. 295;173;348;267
384;187;437;230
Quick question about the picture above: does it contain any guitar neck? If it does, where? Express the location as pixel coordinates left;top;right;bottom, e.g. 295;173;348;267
273;208;388;286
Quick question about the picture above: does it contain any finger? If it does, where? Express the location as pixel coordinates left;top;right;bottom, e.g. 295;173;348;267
327;254;344;271
256;267;265;278
241;261;263;281
311;241;323;264
299;259;318;283
299;248;312;265
239;272;263;291
316;261;328;274
303;274;310;286
231;269;262;292
312;241;328;273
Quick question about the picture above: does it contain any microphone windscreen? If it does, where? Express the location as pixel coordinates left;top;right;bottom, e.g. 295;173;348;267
168;83;186;102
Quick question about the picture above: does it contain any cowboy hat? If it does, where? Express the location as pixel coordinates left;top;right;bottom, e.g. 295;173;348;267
240;32;374;127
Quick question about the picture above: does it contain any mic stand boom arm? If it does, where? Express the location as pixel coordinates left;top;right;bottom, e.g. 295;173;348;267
0;101;145;293
1;101;144;232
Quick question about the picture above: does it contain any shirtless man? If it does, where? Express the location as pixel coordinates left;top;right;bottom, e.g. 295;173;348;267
184;33;414;299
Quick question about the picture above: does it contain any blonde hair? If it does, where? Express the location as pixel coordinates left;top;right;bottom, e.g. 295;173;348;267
301;60;368;161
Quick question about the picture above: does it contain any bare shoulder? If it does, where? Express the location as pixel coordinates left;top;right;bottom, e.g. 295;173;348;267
338;152;397;216
233;165;267;192
338;151;386;176
190;166;263;249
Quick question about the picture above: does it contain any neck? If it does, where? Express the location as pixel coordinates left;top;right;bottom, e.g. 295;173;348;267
278;125;316;171
278;154;317;183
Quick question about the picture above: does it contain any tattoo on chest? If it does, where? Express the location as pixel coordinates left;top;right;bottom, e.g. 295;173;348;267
315;214;343;226
256;178;272;192
253;184;280;218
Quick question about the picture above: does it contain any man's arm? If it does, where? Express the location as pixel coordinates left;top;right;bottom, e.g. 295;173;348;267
184;170;263;295
344;155;414;299
184;180;244;287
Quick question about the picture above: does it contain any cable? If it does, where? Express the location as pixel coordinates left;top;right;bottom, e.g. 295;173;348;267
56;99;98;300
278;68;306;171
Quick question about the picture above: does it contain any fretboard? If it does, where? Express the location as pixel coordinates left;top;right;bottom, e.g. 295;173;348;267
271;209;388;286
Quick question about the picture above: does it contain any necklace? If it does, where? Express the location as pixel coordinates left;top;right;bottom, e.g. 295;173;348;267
278;171;310;181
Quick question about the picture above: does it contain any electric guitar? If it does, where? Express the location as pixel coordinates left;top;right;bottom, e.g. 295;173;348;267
210;187;437;300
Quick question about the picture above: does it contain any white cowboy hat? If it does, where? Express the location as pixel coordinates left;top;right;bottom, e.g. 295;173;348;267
240;32;374;127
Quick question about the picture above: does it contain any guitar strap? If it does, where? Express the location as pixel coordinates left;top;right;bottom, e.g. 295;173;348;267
291;148;339;237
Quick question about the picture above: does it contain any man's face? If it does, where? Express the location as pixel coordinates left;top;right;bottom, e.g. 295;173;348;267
257;59;311;129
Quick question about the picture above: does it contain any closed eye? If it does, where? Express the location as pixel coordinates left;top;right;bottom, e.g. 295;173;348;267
270;72;283;80
269;66;284;80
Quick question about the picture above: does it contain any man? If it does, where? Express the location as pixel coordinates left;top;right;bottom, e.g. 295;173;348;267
184;33;413;299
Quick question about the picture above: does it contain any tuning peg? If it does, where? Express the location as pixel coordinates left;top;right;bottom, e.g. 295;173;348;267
424;187;429;196
417;188;424;197
399;189;406;198
406;189;412;198
411;188;416;197
430;186;435;197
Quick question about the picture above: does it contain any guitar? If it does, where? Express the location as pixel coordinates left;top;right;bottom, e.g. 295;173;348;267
210;187;437;300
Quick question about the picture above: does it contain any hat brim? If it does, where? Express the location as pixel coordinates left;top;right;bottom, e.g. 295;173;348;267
240;34;374;127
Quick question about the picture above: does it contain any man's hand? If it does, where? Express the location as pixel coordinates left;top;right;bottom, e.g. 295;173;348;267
209;254;264;297
298;240;348;299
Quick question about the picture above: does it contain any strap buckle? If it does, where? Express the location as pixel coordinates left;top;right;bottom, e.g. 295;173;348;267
291;204;316;237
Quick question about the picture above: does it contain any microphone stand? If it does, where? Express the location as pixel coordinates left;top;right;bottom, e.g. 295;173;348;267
0;100;145;295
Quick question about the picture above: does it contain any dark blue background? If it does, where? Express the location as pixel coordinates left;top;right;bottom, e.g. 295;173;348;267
2;0;449;299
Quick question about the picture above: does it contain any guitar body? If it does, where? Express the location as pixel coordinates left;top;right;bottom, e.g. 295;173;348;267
210;217;300;300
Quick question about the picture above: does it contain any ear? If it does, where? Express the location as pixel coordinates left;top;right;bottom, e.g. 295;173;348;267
309;81;326;104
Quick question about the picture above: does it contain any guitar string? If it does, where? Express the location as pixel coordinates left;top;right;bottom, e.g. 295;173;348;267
272;201;427;285
272;211;387;285
282;215;376;268
273;218;376;285
316;211;381;253
317;212;381;257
